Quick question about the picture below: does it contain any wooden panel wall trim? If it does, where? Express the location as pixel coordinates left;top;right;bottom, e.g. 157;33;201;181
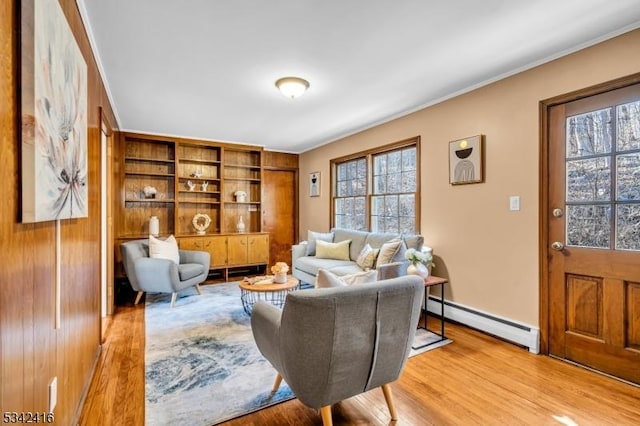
1;0;117;423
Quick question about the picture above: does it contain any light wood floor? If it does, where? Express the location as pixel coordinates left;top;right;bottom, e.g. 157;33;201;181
80;301;640;426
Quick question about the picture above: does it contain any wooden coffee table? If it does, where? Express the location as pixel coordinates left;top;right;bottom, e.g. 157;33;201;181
239;276;300;315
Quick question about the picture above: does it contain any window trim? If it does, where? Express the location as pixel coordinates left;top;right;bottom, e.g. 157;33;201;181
330;136;421;232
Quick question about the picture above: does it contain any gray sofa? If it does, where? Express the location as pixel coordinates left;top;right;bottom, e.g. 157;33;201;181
292;228;430;284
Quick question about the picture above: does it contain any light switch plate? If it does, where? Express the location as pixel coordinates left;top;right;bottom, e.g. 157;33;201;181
509;196;520;211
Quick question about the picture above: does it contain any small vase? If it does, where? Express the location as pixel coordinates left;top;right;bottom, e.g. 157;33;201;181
236;215;246;232
274;272;287;284
149;216;159;237
407;262;428;279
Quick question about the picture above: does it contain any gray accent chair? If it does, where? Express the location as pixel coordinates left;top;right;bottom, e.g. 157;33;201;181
120;239;210;308
251;275;424;425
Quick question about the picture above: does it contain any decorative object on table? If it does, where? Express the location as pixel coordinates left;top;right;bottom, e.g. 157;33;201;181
192;213;212;235
149;215;159;237
201;181;209;191
143;185;157;199
309;171;320;197
234;190;247;202
449;134;484;185
271;262;289;284
187;180;196;191
144;283;295;425
236;215;246;232
21;0;88;222
191;170;203;178
405;248;434;279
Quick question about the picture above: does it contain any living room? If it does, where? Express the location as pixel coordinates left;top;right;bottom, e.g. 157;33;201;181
2;1;640;425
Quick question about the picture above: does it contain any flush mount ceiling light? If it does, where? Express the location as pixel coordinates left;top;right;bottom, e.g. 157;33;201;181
275;76;310;99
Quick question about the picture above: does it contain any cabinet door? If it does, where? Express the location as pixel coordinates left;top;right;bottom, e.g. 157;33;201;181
203;236;228;267
179;237;203;251
227;235;248;265
248;234;269;264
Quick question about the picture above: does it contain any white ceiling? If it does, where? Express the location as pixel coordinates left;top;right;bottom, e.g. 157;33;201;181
78;0;640;153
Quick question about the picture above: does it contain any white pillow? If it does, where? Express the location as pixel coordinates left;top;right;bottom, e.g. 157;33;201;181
375;238;405;267
315;269;378;288
315;239;351;261
356;244;379;270
149;234;180;264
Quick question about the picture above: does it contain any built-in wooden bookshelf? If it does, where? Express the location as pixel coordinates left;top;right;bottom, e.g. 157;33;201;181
116;132;268;281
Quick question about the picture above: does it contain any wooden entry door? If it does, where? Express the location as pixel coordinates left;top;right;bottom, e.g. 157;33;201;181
263;169;297;266
547;82;640;384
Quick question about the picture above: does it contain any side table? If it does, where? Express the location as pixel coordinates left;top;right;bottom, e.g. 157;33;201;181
412;275;448;350
239;276;300;315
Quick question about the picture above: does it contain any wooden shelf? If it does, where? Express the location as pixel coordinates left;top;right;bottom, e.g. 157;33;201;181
178;200;221;205
177;177;220;181
125;171;175;177
125;199;175;203
180;158;221;164
225;163;261;169
178;189;221;194
125;156;175;163
223;177;260;182
224;201;261;205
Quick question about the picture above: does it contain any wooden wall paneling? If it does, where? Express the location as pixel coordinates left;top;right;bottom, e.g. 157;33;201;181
2;0;118;422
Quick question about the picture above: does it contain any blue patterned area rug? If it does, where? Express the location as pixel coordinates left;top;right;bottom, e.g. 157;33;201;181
145;283;294;426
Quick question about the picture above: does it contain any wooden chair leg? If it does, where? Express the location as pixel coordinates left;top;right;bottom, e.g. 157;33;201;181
195;284;202;295
381;384;398;421
134;291;144;305
170;292;178;308
320;406;332;426
271;373;283;393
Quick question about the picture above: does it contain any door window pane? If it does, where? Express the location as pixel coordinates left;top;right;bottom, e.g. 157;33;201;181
566;108;612;158
566;158;611;202
616;204;640;251
617;100;640;152
616;153;640;201
566;205;611;249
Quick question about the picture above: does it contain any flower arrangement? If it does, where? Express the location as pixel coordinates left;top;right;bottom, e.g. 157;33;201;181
271;262;289;275
405;248;434;268
143;185;157;199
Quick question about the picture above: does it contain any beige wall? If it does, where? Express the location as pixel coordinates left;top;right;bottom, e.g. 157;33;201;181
299;29;640;326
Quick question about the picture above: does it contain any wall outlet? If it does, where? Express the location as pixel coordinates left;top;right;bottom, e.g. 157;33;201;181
49;377;57;413
509;196;520;211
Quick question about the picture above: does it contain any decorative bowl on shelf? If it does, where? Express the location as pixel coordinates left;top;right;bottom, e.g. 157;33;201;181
234;190;247;202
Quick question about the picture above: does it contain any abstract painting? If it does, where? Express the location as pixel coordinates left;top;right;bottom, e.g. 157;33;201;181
449;135;484;185
21;0;88;222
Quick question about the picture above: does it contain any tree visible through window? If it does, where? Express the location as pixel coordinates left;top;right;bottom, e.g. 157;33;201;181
331;138;419;233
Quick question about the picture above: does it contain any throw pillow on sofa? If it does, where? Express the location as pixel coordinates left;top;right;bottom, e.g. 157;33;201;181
356;244;379;270
316;239;351;261
315;268;378;288
306;230;335;256
375;238;406;267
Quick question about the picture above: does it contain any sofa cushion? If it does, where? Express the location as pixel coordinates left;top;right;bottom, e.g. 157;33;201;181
316;240;351;261
402;234;424;251
328;264;369;276
332;228;369;260
315;268;378;288
178;263;204;281
306;230;335;256
294;256;355;277
364;232;402;249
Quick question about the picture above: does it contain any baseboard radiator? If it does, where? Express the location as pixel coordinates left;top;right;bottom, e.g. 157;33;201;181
426;295;540;354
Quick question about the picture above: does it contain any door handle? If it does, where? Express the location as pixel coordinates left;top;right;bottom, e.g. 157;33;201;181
551;241;565;251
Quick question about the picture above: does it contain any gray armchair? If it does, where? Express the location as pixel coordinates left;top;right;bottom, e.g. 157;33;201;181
120;239;210;308
251;275;424;425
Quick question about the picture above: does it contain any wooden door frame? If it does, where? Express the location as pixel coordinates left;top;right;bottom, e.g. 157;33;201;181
99;107;115;342
538;72;640;354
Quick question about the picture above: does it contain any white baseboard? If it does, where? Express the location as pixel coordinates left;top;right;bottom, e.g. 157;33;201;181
426;295;540;354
